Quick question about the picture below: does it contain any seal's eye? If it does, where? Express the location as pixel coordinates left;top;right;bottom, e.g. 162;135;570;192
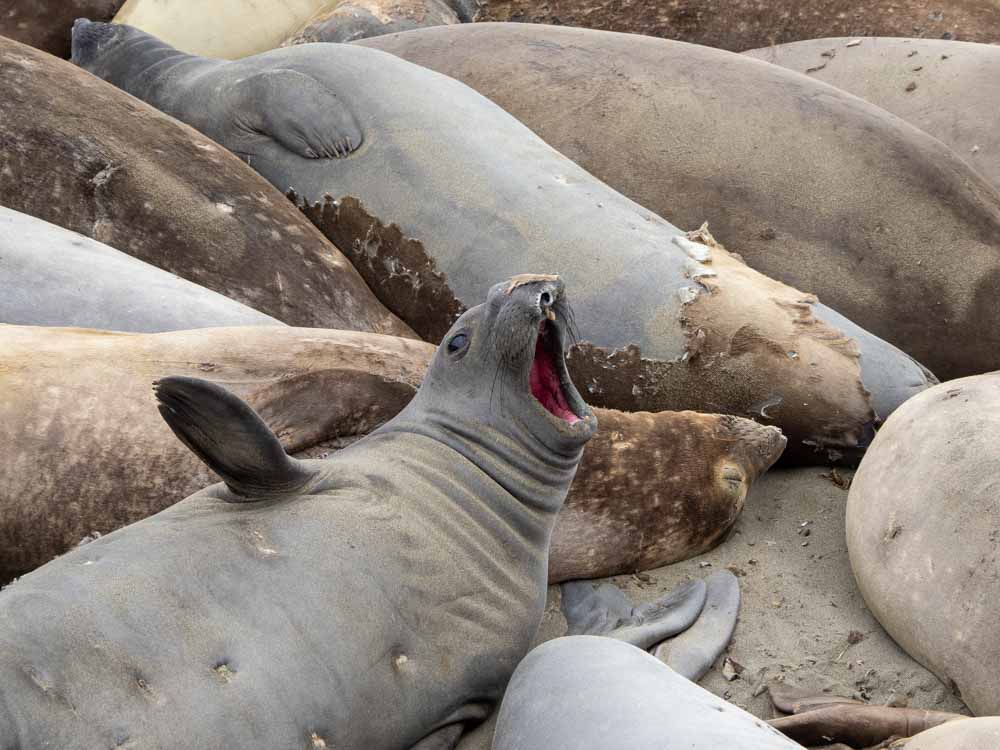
447;332;469;354
540;291;553;307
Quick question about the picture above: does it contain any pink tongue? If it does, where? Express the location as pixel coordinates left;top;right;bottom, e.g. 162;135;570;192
530;338;581;424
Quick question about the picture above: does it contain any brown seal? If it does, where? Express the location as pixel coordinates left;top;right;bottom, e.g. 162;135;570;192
0;35;412;338
744;37;1000;192
0;1;125;57
469;0;1000;51
0;323;783;583
359;23;1000;380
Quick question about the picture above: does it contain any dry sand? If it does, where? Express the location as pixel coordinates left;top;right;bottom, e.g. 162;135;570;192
461;467;967;749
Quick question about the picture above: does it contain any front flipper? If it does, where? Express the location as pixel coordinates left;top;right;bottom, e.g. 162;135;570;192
154;376;316;500
561;578;708;651
230;69;364;159
652;570;741;682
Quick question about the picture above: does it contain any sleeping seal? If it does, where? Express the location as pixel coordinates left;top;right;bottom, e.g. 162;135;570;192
0;276;598;748
73;22;937;462
492;636;799;749
0;207;281;332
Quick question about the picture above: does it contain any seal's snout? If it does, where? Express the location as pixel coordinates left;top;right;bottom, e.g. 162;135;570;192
70;18;118;67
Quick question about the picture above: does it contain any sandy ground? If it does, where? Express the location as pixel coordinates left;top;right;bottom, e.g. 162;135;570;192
460;467;967;749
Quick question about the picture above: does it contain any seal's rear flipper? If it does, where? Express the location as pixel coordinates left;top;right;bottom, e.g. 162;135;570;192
232;69;364;160
561;578;708;651
652;570;741;682
154;376;315;500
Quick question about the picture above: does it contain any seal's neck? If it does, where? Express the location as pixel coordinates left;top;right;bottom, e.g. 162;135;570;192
378;402;584;519
74;26;219;116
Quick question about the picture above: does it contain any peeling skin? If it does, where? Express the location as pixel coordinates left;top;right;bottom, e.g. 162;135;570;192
296;194;466;341
568;230;875;464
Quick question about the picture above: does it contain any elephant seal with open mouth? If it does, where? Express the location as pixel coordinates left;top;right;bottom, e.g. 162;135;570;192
0;276;602;748
73;21;938;462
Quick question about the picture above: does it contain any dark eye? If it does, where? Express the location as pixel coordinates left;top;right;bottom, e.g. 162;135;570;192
540;291;553;307
447;332;469;354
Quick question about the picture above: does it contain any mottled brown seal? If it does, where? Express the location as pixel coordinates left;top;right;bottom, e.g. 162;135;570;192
74;22;940;462
0;35;411;337
0;323;783;583
744;37;1000;191
358;23;1000;380
847;372;1000;715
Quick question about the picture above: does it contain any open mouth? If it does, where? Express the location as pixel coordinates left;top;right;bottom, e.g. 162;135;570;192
530;319;582;425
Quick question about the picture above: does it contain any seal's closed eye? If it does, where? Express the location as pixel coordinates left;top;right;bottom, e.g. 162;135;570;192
154;376;316;500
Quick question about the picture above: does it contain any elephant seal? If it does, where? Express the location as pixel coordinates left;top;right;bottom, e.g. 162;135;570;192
74;23;937;462
905;717;1000;749
0;36;411;338
283;0;462;45
0;207;281;332
113;0;334;58
467;0;1000;51
0;276;596;748
745;37;1000;192
0;323;782;582
358;23;1000;380
847;372;1000;715
492;636;799;750
0;0;124;57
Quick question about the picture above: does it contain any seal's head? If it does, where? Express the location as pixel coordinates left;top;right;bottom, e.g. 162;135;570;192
409;274;597;455
70;19;124;71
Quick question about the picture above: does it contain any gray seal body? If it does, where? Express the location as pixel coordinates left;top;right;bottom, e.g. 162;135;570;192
493;636;800;750
0;206;281;332
0;276;595;749
71;21;937;463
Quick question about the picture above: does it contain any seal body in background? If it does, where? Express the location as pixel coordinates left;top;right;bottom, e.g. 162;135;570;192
847;372;1000;715
0;207;281;332
73;21;939;463
0;277;596;748
493;636;800;750
744;37;1000;192
358;23;1000;381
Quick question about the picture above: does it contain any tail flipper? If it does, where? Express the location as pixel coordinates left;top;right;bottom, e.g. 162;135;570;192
652;570;741;682
561;578;708;651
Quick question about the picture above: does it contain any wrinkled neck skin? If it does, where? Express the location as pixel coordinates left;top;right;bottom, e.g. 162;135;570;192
74;28;221;124
377;388;585;522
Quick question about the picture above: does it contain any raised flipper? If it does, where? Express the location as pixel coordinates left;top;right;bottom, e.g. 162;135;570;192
561;578;707;651
652;570;740;682
231;69;364;159
154;376;316;500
